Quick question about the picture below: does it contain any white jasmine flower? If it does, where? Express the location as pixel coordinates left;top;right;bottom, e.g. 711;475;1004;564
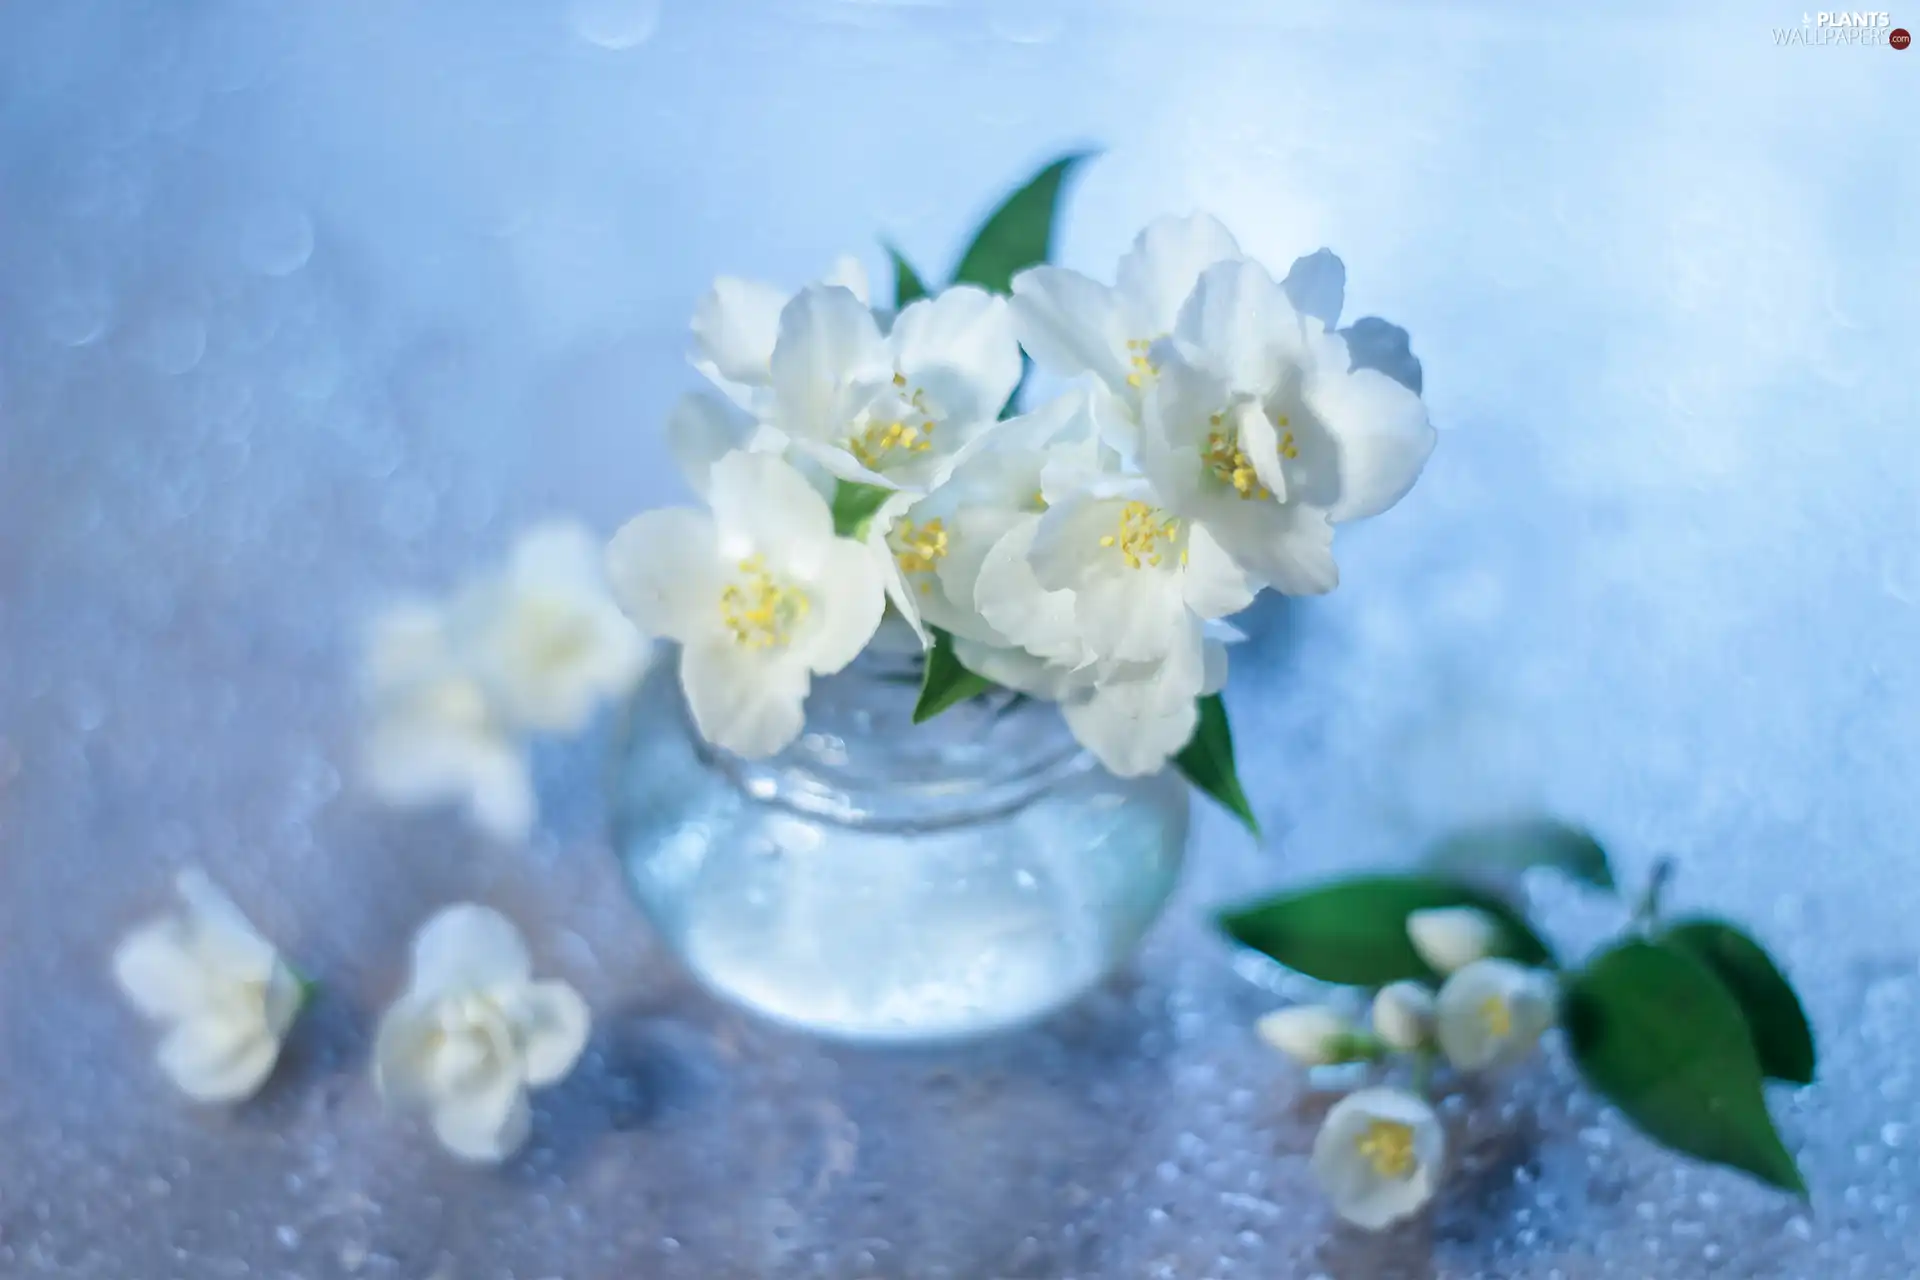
1138;257;1436;595
1010;213;1244;454
373;904;590;1164
767;282;1022;490
112;870;304;1104
1371;981;1437;1052
604;450;886;758
453;521;651;735
1311;1087;1446;1231
692;254;871;410
1434;959;1556;1072
1256;1004;1353;1067
358;602;534;842
1407;905;1503;975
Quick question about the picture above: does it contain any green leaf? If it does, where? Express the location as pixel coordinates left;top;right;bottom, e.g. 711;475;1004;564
1661;919;1817;1085
912;627;993;724
1564;940;1807;1195
951;150;1095;296
1218;874;1555;987
1426;817;1616;892
887;243;928;308
830;480;891;540
1173;694;1259;835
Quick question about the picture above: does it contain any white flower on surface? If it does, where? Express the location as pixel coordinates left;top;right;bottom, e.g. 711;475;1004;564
1311;1087;1446;1231
766;282;1023;491
1407;905;1503;975
604;450;886;758
691;254;871;411
1255;1005;1352;1067
452;521;651;735
1138;258;1436;595
112;870;304;1104
373;904;591;1164
358;601;535;843
1371;981;1437;1053
1434;958;1556;1072
1010;213;1244;454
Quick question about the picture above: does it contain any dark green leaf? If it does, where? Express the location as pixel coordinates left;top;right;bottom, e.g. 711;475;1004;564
1661;919;1817;1085
1173;695;1258;835
1564;940;1806;1195
912;627;993;724
886;244;928;309
951;151;1095;296
1426;817;1616;892
830;480;891;540
1218;874;1555;986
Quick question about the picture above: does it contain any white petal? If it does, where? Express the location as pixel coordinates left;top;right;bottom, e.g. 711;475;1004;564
796;537;887;675
1061;650;1201;777
1255;1005;1349;1066
1435;958;1553;1072
157;1016;279;1104
1180;524;1257;620
409;904;532;1000
1008;266;1129;389
461;744;538;844
1305;364;1436;524
821;253;871;306
1371;982;1437;1052
890;286;1022;428
783;435;904;491
362;601;456;700
113;921;210;1022
950;638;1087;702
604;507;722;643
1407;907;1500;975
1173;258;1296;394
1201;635;1229;695
1114;212;1243;337
707;450;836;571
372;994;439;1104
679;640;810;758
769;285;888;443
667;391;757;497
973;517;1079;661
1311;1088;1444;1231
430;1075;532;1164
692;276;786;388
1200;500;1339;597
501;981;592;1088
1280;248;1346;329
504;520;600;588
174;870;279;979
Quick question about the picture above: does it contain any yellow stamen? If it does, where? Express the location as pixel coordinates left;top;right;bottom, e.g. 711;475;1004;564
850;417;935;467
1204;431;1271;500
1279;429;1299;461
719;556;810;649
1099;501;1180;569
1124;337;1156;390
1356;1120;1418;1180
892;517;949;591
1480;995;1512;1038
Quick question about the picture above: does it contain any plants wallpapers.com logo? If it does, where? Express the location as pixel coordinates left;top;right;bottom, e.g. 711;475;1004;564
1772;10;1911;44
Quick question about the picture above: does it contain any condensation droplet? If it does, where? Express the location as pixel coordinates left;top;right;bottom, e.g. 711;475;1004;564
567;0;661;49
238;199;315;277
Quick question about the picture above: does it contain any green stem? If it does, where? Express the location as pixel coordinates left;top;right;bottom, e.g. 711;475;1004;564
1410;1048;1438;1099
1632;856;1678;932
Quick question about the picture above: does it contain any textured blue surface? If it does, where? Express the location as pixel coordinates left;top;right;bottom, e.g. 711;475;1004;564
2;2;1917;1276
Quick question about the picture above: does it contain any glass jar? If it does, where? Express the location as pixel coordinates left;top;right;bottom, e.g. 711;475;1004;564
610;632;1190;1045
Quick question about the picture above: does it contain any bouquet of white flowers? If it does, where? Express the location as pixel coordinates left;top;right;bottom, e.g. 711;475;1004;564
603;153;1435;824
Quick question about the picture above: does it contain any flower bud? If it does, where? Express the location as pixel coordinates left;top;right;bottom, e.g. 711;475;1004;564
1371;981;1437;1051
1407;906;1502;974
1256;1005;1351;1066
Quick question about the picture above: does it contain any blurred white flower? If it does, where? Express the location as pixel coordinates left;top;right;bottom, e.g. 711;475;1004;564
1371;981;1437;1052
1434;958;1556;1072
374;904;590;1164
1138;258;1435;595
766;282;1022;491
1255;1005;1353;1067
1010;213;1244;455
604;450;885;758
453;521;652;735
1407;906;1502;975
1311;1087;1446;1231
692;254;871;411
113;870;304;1104
358;601;535;843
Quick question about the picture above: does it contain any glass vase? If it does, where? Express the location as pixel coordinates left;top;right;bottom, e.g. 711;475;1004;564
609;630;1190;1045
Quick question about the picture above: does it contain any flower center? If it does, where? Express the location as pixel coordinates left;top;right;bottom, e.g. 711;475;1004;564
851;373;936;469
1123;337;1157;389
1356;1120;1418;1180
1479;994;1513;1038
515;597;597;673
1202;410;1297;501
719;556;810;649
891;517;949;592
1098;501;1181;570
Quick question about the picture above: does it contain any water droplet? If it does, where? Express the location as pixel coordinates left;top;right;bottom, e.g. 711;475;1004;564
132;310;207;376
238;199;315;277
567;0;661;49
43;277;114;347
